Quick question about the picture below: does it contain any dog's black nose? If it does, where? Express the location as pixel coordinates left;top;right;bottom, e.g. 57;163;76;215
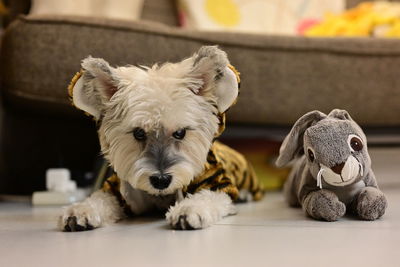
149;174;172;190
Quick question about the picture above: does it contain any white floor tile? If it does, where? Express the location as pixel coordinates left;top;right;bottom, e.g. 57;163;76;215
0;188;399;267
0;147;399;267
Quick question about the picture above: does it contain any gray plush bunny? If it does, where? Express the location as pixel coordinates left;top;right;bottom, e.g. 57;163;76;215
276;109;387;221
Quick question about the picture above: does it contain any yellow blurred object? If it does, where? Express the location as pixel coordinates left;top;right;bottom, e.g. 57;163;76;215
244;152;290;191
220;138;290;191
305;1;400;38
385;20;400;37
205;0;240;27
0;1;7;16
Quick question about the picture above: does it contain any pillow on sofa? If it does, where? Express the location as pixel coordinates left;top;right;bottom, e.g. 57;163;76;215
305;1;400;37
30;0;144;21
177;0;344;35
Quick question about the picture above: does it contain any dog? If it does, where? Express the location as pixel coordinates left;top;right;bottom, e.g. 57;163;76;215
59;46;264;231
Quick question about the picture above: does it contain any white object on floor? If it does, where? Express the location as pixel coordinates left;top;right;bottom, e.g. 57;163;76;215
46;168;76;193
31;190;87;206
32;168;87;206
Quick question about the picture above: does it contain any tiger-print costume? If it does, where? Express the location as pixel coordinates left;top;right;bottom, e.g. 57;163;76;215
185;141;264;201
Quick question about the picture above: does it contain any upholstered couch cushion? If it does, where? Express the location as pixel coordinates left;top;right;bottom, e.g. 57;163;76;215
2;14;400;126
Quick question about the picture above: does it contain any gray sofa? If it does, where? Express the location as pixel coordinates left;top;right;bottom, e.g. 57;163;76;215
1;0;399;194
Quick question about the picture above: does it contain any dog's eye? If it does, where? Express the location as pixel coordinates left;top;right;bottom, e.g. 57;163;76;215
172;129;186;140
348;135;363;152
133;128;146;141
308;148;315;162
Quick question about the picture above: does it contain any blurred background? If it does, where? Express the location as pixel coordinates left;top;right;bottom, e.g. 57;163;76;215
0;0;399;197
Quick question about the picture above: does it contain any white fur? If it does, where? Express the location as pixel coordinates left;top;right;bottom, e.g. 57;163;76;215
93;47;232;196
72;76;102;119
166;190;237;229
214;67;239;112
61;46;240;231
98;66;219;195
120;180;177;214
58;190;124;230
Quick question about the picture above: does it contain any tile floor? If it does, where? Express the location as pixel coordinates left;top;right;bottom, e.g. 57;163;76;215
0;147;399;267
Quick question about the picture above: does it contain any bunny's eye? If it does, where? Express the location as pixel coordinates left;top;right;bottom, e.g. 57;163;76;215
348;134;363;152
308;148;315;162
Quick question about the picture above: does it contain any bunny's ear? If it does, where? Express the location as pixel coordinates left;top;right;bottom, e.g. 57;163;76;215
328;109;353;121
276;111;327;167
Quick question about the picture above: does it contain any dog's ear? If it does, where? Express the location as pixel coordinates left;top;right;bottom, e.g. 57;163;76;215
186;46;239;113
276;111;327;167
69;57;119;120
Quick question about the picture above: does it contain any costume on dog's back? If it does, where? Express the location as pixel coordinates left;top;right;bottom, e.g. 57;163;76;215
186;141;263;201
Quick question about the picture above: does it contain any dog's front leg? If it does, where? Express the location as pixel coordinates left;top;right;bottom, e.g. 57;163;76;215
58;190;125;231
165;190;237;230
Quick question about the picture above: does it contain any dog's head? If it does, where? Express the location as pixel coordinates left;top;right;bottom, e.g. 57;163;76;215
69;46;239;195
276;109;370;188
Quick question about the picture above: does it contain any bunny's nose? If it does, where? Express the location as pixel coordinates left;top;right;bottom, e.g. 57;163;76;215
331;162;345;174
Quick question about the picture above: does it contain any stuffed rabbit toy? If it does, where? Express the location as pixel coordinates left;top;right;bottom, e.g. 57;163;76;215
276;109;387;221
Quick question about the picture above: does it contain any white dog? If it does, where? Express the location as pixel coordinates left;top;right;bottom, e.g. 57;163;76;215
59;46;263;231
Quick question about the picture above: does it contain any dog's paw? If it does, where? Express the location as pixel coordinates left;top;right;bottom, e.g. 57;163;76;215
165;190;236;230
166;203;217;230
168;213;203;230
58;202;101;232
166;204;218;230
